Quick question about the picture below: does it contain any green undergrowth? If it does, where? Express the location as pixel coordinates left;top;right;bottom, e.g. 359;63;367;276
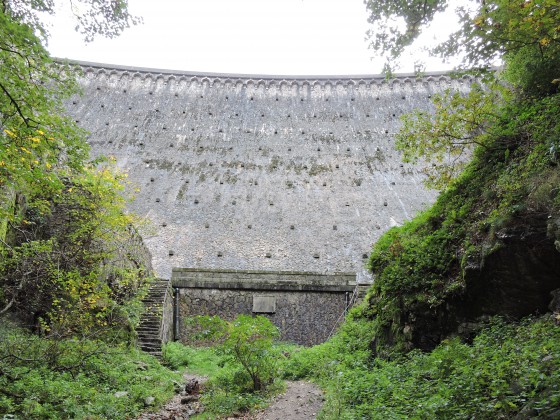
162;340;298;418
163;341;222;377
363;93;560;354
284;314;560;419
0;324;181;419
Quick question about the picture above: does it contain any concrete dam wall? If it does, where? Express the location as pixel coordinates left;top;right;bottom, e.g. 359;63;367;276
67;62;473;280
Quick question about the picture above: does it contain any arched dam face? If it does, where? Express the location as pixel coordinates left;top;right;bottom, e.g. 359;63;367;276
67;62;472;280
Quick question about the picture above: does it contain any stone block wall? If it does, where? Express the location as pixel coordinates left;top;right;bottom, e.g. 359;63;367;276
172;268;355;345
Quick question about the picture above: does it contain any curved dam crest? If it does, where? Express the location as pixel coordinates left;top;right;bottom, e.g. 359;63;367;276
67;62;473;281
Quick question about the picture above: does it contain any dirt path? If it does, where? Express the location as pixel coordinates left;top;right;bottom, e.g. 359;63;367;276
136;373;206;420
252;380;324;420
138;377;324;419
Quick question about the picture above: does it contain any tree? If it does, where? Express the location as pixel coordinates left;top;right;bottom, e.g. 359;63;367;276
396;83;506;188
0;0;149;337
1;1;140;231
365;0;560;187
2;0;140;42
365;0;560;77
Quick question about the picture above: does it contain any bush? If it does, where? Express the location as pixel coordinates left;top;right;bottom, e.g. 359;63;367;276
0;324;181;419
186;314;280;392
181;315;285;417
309;316;560;419
162;341;193;370
221;315;280;392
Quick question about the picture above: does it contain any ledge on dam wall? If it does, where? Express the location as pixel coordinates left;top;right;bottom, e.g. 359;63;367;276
66;61;473;280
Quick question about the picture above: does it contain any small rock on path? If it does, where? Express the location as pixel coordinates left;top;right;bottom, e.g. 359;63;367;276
136;373;206;420
138;377;323;420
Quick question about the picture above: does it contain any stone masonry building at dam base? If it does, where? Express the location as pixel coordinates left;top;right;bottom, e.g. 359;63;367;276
67;61;473;346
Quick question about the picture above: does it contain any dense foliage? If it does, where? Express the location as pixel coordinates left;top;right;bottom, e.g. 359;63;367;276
0;2;167;418
364;92;560;354
361;0;560;356
0;0;149;334
0;323;181;418
285;314;560;419
175;315;290;417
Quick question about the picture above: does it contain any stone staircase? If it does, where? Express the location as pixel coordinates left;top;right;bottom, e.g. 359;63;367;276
137;279;170;357
356;284;372;301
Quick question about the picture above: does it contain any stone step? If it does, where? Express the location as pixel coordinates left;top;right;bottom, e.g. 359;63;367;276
138;325;160;330
140;344;162;352
139;336;161;342
138;331;160;337
137;280;169;356
138;320;161;328
137;327;160;332
138;332;160;338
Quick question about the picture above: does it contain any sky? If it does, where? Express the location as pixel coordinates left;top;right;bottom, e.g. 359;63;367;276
45;0;461;76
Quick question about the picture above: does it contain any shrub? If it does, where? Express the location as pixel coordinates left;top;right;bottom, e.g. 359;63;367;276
162;341;193;370
310;316;560;419
220;315;280;392
0;324;180;418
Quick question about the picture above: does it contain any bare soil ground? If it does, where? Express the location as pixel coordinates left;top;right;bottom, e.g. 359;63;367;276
136;373;207;420
251;380;324;420
137;376;324;420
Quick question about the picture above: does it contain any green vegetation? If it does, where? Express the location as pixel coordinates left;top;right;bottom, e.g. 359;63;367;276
366;0;560;79
357;0;560;357
0;2;181;419
1;0;147;334
284;314;560;419
178;315;294;417
0;323;180;418
363;94;560;354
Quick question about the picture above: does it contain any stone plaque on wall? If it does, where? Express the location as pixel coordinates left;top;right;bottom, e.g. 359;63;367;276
253;296;276;313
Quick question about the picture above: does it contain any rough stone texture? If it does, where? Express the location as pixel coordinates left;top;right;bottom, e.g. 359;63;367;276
66;61;474;280
392;213;560;352
174;268;355;345
105;225;153;278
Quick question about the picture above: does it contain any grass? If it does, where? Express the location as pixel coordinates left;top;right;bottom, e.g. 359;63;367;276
162;340;300;419
0;324;181;419
282;315;560;419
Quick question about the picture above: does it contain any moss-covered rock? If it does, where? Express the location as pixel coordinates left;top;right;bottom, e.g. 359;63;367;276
365;94;560;356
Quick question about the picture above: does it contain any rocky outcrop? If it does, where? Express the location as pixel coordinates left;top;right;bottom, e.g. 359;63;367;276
411;213;560;352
